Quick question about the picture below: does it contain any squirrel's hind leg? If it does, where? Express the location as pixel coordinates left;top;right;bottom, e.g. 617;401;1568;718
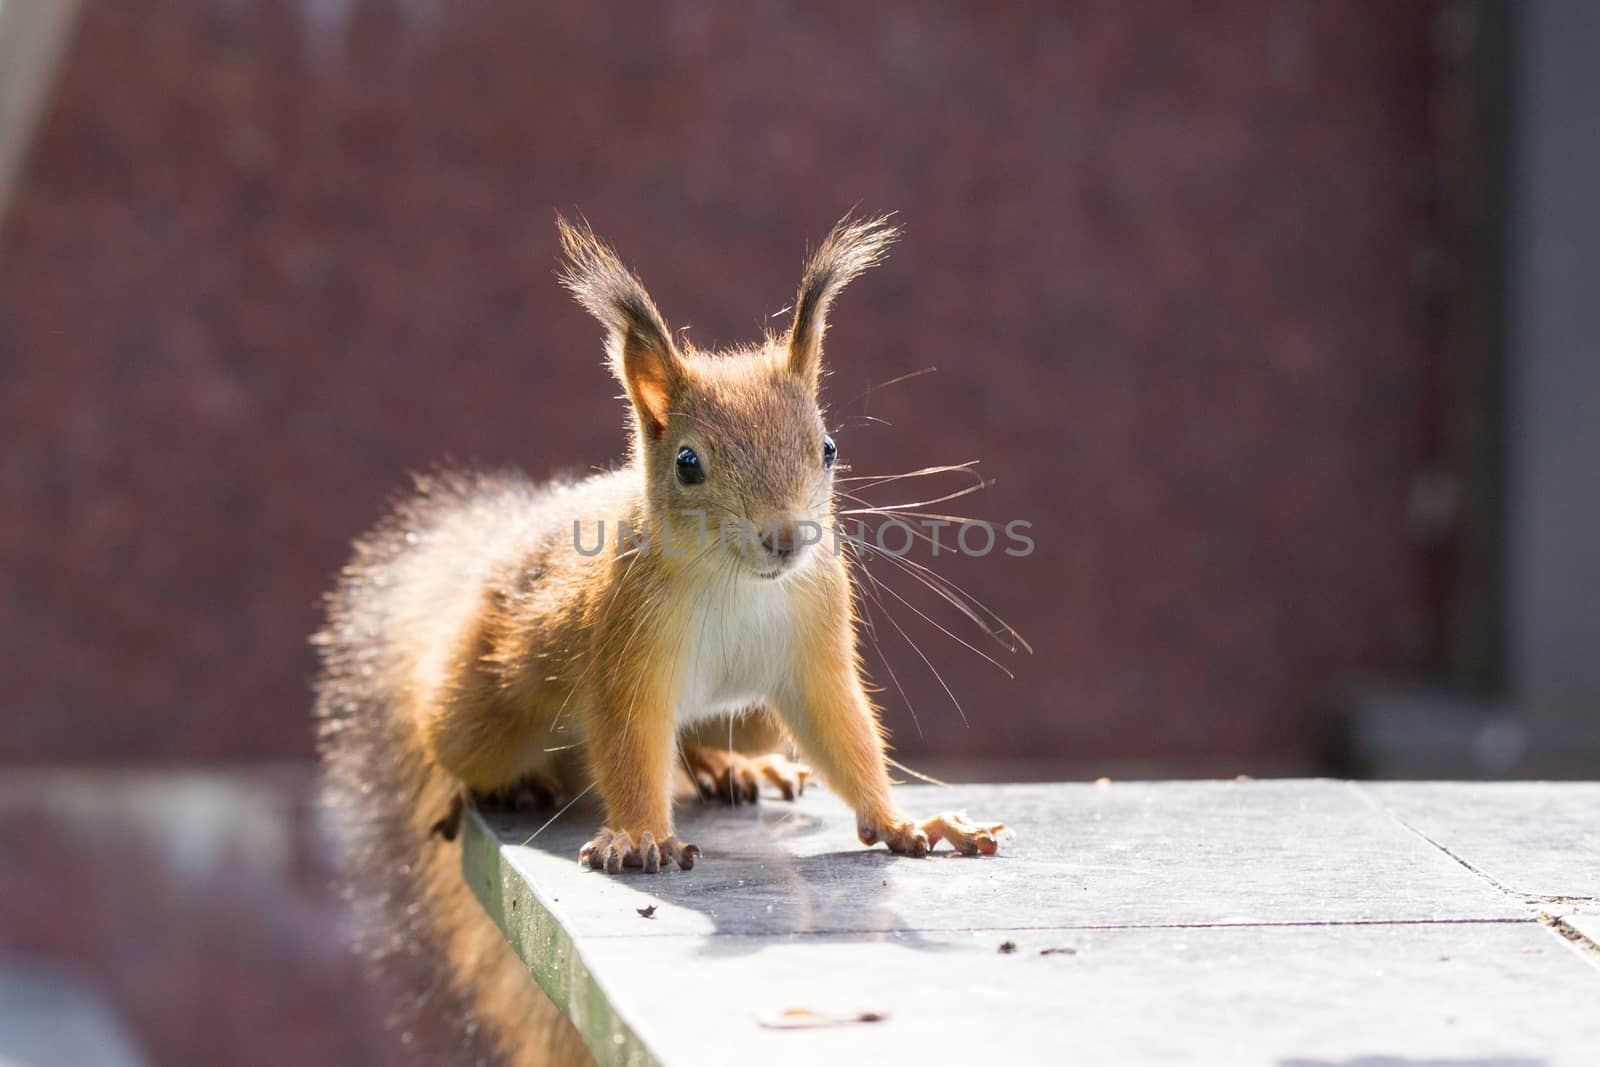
678;707;811;803
428;766;568;842
471;767;567;812
679;744;811;804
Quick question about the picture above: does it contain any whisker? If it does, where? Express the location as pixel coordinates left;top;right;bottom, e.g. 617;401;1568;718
844;542;923;739
517;780;596;847
845;365;938;410
852;549;969;727
838;492;1004;573
839;414;893;429
885;756;951;787
839;515;1033;654
845;507;1000;526
849;540;1017;677
840;481;993;517
836;460;981;490
837;478;1031;654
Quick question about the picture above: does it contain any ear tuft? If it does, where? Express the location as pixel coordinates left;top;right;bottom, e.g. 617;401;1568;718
556;214;681;438
788;213;900;387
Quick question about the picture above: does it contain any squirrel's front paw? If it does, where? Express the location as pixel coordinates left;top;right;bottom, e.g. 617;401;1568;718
579;828;701;874
858;811;1011;857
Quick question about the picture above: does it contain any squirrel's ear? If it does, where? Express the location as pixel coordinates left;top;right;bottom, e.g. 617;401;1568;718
787;213;899;390
557;215;682;440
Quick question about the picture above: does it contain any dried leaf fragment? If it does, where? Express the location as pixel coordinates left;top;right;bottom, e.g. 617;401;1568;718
758;1008;889;1030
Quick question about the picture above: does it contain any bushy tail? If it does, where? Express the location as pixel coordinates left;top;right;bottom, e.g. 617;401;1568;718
313;487;592;1067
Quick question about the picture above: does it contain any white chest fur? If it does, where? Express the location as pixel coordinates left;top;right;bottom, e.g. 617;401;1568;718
675;576;797;725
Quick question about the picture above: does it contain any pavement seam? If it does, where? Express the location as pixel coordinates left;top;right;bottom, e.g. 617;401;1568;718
574;916;1535;940
1347;782;1600;969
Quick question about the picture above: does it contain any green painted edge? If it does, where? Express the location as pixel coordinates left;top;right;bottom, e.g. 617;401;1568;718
462;808;663;1067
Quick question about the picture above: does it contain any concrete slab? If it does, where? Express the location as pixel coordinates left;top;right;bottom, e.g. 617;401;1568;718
575;922;1598;1067
1359;782;1600;899
1557;901;1600;946
473;782;1525;942
466;781;1600;1066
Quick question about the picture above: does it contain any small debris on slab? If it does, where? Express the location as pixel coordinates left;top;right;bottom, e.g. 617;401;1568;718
758;1008;888;1030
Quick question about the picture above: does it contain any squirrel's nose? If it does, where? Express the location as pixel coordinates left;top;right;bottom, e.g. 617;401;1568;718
759;521;797;560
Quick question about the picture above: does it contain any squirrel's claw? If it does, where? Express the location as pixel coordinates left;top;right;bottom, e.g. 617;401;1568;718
859;811;1011;857
752;753;812;801
579;828;614;869
666;836;701;871
921;812;1010;855
579;828;700;874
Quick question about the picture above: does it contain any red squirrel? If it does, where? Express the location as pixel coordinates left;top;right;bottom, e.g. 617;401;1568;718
315;214;1009;1065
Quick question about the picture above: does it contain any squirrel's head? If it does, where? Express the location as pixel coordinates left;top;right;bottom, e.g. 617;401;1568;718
558;213;898;581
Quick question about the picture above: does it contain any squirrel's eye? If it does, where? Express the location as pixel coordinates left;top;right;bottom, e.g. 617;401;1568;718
675;446;705;486
822;434;837;469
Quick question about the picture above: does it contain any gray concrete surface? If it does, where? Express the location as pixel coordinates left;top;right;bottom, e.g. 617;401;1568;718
466;780;1600;1067
1362;782;1600;898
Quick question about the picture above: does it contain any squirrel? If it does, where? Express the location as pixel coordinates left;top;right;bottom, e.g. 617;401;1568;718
314;213;1010;1066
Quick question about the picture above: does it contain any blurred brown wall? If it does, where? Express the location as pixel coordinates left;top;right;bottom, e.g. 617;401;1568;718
0;1;1440;772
